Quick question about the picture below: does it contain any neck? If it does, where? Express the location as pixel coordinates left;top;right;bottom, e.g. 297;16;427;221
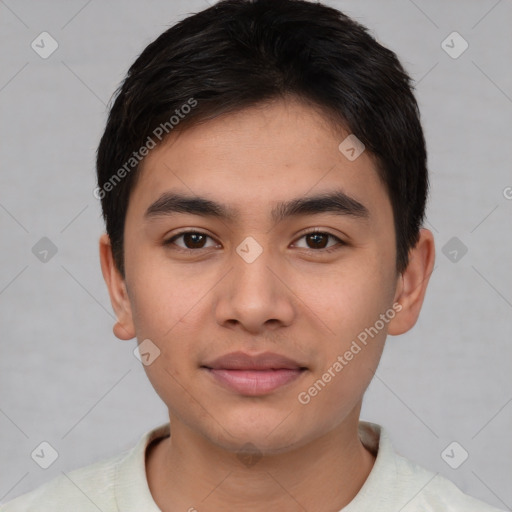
146;407;376;511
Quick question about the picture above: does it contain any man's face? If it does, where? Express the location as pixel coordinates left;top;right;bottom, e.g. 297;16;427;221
120;98;401;453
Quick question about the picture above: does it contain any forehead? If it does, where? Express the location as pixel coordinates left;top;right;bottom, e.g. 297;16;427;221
126;98;391;226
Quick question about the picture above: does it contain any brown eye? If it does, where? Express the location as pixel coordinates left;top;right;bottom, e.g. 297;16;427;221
305;232;330;249
294;231;344;252
164;231;217;251
181;233;207;249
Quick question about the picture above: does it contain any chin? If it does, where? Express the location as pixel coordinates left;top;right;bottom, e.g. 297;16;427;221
204;406;311;454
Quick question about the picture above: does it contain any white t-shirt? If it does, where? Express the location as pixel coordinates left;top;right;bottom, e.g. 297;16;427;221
1;421;505;511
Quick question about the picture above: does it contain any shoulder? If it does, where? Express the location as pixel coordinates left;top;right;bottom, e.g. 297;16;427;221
356;422;506;512
393;452;506;512
0;423;169;512
0;451;124;512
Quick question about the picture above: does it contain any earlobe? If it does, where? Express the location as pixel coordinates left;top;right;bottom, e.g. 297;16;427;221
98;233;136;340
388;228;435;336
113;319;135;340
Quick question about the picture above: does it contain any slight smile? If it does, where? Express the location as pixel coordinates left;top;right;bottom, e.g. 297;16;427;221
201;351;308;396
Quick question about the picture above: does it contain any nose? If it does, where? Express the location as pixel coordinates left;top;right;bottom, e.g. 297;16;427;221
214;240;296;334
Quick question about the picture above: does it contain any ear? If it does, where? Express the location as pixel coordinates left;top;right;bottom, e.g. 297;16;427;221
99;233;136;340
388;228;435;335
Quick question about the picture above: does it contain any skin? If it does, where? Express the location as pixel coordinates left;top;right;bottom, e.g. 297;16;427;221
99;97;435;511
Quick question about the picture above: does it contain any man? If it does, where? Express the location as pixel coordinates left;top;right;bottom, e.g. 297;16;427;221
2;1;504;510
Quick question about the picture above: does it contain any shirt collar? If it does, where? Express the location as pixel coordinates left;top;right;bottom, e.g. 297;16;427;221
115;422;170;512
114;420;394;511
342;421;398;511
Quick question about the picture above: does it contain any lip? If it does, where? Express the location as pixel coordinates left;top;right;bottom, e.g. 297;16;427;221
201;351;307;396
202;351;306;371
205;368;306;395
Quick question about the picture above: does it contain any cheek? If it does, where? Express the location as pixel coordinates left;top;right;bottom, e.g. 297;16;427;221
127;259;202;339
294;259;394;399
300;260;394;341
296;305;389;432
129;275;200;413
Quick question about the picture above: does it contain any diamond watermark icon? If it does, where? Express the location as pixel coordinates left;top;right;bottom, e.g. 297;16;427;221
31;441;59;469
441;32;468;59
338;134;365;161
236;236;263;263
442;236;468;263
134;338;161;366
32;237;58;263
31;32;59;59
441;441;469;469
236;442;263;468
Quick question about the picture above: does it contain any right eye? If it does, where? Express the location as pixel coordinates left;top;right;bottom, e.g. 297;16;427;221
163;231;219;252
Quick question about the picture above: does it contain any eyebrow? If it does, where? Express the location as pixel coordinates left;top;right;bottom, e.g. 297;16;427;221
144;189;370;224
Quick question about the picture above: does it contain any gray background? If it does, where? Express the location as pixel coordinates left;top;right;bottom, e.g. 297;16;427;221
1;0;511;508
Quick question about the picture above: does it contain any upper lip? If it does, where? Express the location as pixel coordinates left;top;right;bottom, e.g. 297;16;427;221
202;351;306;370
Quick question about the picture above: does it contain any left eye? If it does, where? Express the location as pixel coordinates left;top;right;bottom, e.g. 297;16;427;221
164;231;343;252
293;231;343;251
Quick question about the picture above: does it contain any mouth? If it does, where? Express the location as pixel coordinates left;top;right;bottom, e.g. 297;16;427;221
201;351;308;396
202;367;307;395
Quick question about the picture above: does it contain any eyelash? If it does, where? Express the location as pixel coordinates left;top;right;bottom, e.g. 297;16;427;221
163;229;345;254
